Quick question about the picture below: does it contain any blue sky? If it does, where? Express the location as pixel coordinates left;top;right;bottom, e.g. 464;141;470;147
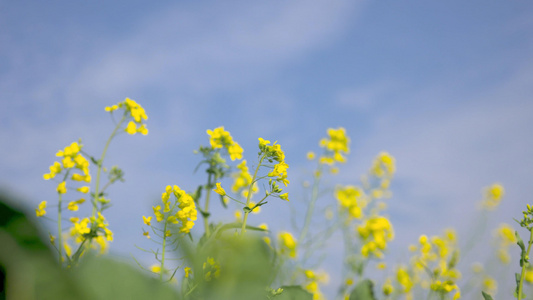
2;0;533;297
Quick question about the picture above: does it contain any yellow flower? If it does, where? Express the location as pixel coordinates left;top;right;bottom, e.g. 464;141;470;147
125;121;137;135
105;105;118;112
35;201;47;217
184;267;192;278
56;142;81;157
213;183;226;196
72;173;91;182
307;151;315;160
525;269;533;283
279;193;289;201
143;216;152;226
153;205;164;222
234;210;242;221
143;230;150;239
228;142;243;161
77;186;90;193
137;124;148;135
397;267;413;292
481;183;505;210
150;265;161;274
279;232;297;258
123;98;148;123
258;138;271;149
57;181;67;194
483;276;497;295
382;279;394;295
371;152;396;177
70;198;86;211
43;161;62;180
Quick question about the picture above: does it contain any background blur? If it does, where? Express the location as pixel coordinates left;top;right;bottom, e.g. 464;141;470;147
2;0;533;298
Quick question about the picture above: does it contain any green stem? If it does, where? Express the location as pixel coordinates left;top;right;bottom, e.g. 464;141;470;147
518;229;533;300
240;155;265;235
298;164;322;243
160;220;168;281
203;172;213;237
92;112;127;218
57;193;63;264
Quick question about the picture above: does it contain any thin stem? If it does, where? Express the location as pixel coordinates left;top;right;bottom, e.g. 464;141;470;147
298;164;322;243
241;155;265;235
57;193;63;263
518;229;533;300
92;112;127;218
160;220;168;281
203;172;213;237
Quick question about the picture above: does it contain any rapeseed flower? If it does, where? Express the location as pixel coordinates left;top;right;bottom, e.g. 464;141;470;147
358;216;394;258
213;183;226;196
35;201;47;217
336;185;366;219
107;98;148;135
232;160;258;198
206;126;242;161
278;231;297;258
481;183;504;210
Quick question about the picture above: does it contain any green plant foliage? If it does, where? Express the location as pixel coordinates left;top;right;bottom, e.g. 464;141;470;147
0;192;83;299
276;286;313;300
349;279;376;300
75;256;179;300
482;291;494;300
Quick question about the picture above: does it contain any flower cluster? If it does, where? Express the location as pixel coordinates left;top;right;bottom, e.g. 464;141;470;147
146;185;198;235
206;126;243;160
318;127;350;164
493;223;516;264
259;138;289;188
36;201;47;217
43;141;91;183
231;160;258;198
278;231;297;258
106;98;148;135
395;230;461;300
336;185;366;219
357;216;394;258
480;183;505;210
39;141;91;221
303;269;329;300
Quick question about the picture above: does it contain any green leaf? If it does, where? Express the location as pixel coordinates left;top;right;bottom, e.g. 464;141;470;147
349;279;376;300
276;286;313;300
481;291;494;300
0;192;86;299
75;255;180;300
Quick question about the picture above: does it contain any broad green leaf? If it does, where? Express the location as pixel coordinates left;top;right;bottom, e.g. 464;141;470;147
276;286;313;300
349;279;376;300
75;255;180;300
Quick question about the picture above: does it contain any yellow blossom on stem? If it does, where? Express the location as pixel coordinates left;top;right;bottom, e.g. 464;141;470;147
35;201;47;217
125;121;137;135
213;183;226;196
67;198;85;211
143;216;152;226
184;267;192;278
57;181;67;194
278;231;297;258
105;105;118;112
76;186;90;193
